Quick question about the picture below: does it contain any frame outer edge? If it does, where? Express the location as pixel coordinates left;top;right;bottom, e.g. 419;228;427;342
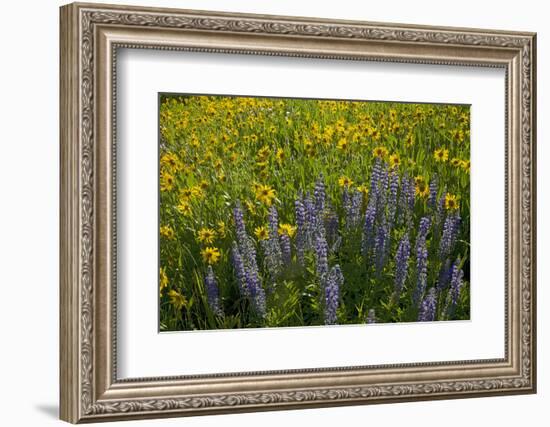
529;33;537;393
60;3;81;424
59;2;537;422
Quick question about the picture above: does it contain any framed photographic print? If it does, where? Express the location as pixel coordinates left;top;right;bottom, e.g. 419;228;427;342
60;2;537;423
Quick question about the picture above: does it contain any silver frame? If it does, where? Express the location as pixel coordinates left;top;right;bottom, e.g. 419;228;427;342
60;2;536;423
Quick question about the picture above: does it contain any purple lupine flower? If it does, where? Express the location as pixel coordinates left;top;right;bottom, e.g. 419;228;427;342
446;259;464;319
418;287;437;322
262;206;283;278
374;220;390;277
233;203;247;249
394;233;411;297
367;309;376;324
345;190;362;229
314;173;326;216
232;204;266;317
231;242;248;296
295;196;307;265
233;203;255;262
417;216;431;244
325;208;340;252
245;264;266;317
437;258;452;291
413;237;428;305
304;192;321;244
267;205;279;239
428;175;439;209
325;264;343;325
315;234;329;281
387;169;399;227
379;162;390;197
439;212;461;259
342;187;351;222
280;233;291;265
369;159;383;206
397;173;415;227
204;265;223;316
361;202;376;258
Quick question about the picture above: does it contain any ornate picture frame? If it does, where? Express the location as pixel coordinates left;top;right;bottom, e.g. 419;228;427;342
60;2;536;423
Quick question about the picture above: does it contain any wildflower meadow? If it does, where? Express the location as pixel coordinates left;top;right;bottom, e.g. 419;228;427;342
159;94;470;331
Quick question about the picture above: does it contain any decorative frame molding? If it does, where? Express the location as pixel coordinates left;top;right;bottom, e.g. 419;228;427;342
60;2;536;423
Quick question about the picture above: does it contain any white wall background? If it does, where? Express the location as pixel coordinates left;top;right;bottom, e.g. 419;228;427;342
0;0;545;425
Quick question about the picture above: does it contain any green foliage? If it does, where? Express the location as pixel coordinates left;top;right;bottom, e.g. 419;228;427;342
158;95;470;330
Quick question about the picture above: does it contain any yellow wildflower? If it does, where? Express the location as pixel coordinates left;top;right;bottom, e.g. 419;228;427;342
434;148;449;162
254;226;269;241
168;289;187;310
275;148;286;163
160;225;175;240
357;185;369;198
445;194;460;210
159;267;169;297
416;180;429;198
337;138;349;151
278;223;297;238
201;247;221;264
160;171;175;192
338;176;354;188
160;152;181;171
389;153;400;168
450;158;462;167
372;146;388;159
461;159;471;173
197;228;216;244
255;184;277;206
176;201;192;216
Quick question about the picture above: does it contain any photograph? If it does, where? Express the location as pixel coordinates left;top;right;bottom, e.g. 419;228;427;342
158;94;471;331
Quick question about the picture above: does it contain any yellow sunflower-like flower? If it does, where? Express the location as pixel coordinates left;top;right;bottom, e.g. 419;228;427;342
159;267;169;297
450;157;462;167
433;148;449;162
255;184;277;206
257;145;270;161
405;133;415;147
160;171;175;192
415;180;429;198
337;138;349;151
445;193;460;210
389;153;400;168
168;289;187;310
338;176;354;188
160;152;181;172
176;201;192;216
160;225;175;240
372;146;388;159
201;247;221;264
278;223;297;238
275;148;286;163
197;228;216;244
461;159;471;173
179;187;194;202
254;226;269;241
357;185;369;199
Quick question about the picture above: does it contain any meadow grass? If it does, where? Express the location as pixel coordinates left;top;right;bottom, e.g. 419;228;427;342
158;94;470;331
